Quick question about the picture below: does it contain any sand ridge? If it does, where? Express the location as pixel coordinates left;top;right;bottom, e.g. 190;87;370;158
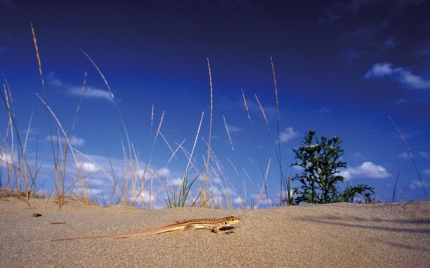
1;197;429;267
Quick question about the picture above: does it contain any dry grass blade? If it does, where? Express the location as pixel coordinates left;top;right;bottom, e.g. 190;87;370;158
72;72;87;130
223;116;235;153
163;112;205;208
201;137;234;209
2;73;35;198
254;158;272;208
31;24;65;204
203;58;214;208
388;116;428;200
81;49;132;164
158;131;176;159
147;104;155;159
270;57;286;206
35;94;78;164
166;139;185;166
223;115;242;188
150;111;165;156
72;148;123;201
241;88;267;206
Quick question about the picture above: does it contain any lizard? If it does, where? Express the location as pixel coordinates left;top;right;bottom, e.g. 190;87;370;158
51;216;240;241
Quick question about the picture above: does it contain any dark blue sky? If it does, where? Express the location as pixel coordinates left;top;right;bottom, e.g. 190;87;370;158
1;0;430;206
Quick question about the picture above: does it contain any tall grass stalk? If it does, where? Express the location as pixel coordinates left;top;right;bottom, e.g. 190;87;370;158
32;24;87;207
392;171;400;202
35;94;81;206
71;72;87;131
80;50;162;207
72;148;124;202
270;57;287;206
201;137;234;209
253;158;272;208
223;116;235;155
147;105;155;160
223;116;249;208
150;110;165;157
31;24;59;203
0;109;12;189
81;49;133;164
166;139;185;166
202;58;214;208
24;112;36;194
388;116;428;200
164;112;204;207
241;88;269;207
1;75;38;199
254;94;284;205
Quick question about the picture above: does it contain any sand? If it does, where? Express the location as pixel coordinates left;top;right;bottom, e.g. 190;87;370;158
1;196;429;267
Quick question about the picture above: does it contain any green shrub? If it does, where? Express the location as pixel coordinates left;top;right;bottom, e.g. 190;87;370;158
290;130;374;204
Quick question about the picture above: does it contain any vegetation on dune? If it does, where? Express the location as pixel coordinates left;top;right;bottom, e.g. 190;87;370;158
288;130;375;205
6;25;429;209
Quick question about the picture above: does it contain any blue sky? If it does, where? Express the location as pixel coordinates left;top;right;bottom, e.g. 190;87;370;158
1;0;429;207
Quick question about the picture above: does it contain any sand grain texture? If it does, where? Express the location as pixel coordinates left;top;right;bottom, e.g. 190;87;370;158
1;197;429;267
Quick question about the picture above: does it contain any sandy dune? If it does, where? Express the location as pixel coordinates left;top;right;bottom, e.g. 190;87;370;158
1;197;429;267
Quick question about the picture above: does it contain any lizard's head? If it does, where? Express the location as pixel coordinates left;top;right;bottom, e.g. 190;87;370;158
225;216;241;225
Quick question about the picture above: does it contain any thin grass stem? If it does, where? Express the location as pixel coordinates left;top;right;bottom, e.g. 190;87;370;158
389;116;428;200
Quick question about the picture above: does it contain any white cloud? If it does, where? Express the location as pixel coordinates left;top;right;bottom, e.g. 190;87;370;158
279;127;297;143
227;125;241;133
244;99;277;117
136;169;148;179
222;187;237;197
49;78;64;87
45;135;84;147
397;152;409;159
365;63;394;77
364;63;430;89
0;152;13;164
47;73;113;102
211;177;222;185
73;187;104;196
399;70;430;89
155;167;171;178
68;86;113;103
342;162;391;180
88;178;107;186
78;161;99;173
207;186;238;207
168;177;183;187
251;194;274;207
139;191;156;203
290;165;304;172
353;152;365;161
233;196;245;205
409;180;429;189
419;152;429;158
70;136;84;146
208;186;222;197
424;169;430;175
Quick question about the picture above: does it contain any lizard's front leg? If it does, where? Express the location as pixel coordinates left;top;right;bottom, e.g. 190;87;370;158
212;224;233;234
211;224;221;233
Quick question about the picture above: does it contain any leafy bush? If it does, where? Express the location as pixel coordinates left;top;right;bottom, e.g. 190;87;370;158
290;130;374;204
